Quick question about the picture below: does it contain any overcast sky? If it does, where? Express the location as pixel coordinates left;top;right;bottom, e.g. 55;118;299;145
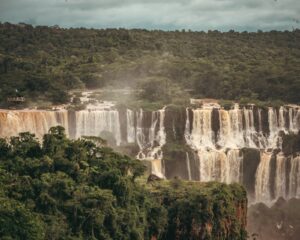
0;0;299;31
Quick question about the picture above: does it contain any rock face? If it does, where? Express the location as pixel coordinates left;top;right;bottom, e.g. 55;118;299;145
0;103;300;204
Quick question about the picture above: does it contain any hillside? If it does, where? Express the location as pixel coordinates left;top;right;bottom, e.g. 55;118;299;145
0;23;300;108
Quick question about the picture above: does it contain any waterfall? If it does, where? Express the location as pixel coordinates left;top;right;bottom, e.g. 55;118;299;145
196;149;242;183
0;110;69;139
184;108;191;141
188;109;215;150
288;107;300;133
151;159;164;179
75;110;121;145
243;107;257;148
268;107;279;148
289;155;300;198
278;107;286;131
258;108;263;133
126;109;136;143
133;108;166;178
184;104;300;203
198;150;223;182
255;152;272;202
274;152;287;199
225;149;242;184
150;108;166;159
1;104;300;204
136;109;146;159
136;108;166;160
186;152;192;181
218;107;244;148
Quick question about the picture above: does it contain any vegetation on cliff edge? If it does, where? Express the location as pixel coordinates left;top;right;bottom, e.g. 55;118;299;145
0;126;247;240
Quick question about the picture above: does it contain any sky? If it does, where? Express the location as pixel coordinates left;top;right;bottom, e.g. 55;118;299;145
0;0;299;31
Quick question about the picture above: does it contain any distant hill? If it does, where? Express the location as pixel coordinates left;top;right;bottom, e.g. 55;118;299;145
0;22;299;108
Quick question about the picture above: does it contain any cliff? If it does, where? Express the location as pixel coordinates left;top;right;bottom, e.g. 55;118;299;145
147;180;247;240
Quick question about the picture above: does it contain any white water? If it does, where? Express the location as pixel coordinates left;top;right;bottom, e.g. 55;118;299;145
187;109;215;150
136;108;166;160
218;107;246;148
274;152;287;199
289;155;300;198
75;110;122;146
195;149;242;183
151;159;165;179
186;152;192;180
1;104;300;203
133;108;166;178
126;109;136;143
0;110;69;139
255;152;272;202
184;104;300;203
185;105;300;150
226;149;243;184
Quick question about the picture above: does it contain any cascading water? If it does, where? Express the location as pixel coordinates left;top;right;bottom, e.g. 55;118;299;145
197;150;227;182
0;104;300;203
125;108;167;178
218;106;246;148
225;149;243;184
75;110;122;146
188;109;215;149
289;155;300;198
255;152;272;202
184;104;300;203
186;152;192;181
126;109;136;143
0;110;69;139
289;107;300;133
192;149;242;184
150;159;164;179
135;108;166;160
274;152;287;199
268;107;280;149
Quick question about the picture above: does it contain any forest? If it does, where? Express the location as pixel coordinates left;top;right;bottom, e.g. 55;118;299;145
0;126;247;240
0;22;300;108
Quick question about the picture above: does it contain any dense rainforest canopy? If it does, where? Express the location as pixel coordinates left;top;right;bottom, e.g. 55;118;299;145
0;22;299;108
0;126;247;240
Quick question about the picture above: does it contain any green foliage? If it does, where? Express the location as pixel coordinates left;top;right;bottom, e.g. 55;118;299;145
219;100;235;110
0;127;158;239
1;23;300;108
138;77;172;103
0;196;45;240
149;181;247;240
0;127;247;239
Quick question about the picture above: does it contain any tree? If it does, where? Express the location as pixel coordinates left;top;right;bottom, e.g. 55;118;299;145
138;77;172;103
0;197;45;240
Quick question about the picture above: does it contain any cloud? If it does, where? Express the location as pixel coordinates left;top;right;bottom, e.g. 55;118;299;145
0;0;299;31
